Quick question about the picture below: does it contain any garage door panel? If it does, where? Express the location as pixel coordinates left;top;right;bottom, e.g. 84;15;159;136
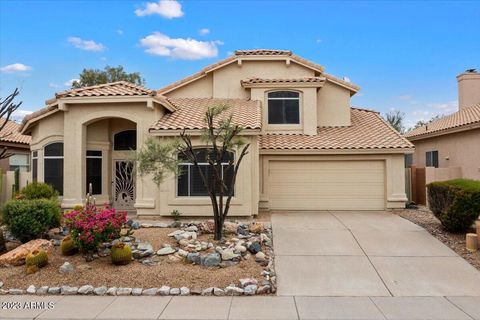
268;160;385;210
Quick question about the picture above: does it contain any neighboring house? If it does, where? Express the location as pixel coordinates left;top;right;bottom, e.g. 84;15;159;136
0;118;31;173
19;49;413;216
405;70;480;180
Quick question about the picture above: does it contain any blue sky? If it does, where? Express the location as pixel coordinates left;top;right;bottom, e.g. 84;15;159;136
1;0;479;128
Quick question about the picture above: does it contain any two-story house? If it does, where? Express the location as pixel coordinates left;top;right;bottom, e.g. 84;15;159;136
19;49;413;216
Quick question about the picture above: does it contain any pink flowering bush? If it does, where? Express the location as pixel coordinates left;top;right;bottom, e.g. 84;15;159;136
64;204;127;253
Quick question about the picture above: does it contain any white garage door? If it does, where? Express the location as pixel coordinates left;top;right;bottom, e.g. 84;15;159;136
268;160;385;210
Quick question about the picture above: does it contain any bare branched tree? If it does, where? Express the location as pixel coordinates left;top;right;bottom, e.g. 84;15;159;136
178;105;249;240
0;88;22;159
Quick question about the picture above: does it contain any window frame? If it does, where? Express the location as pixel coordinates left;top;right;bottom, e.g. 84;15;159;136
176;148;235;197
86;150;102;195
9;153;30;172
426;150;439;168
267;90;301;125
44;142;64;195
32;151;38;182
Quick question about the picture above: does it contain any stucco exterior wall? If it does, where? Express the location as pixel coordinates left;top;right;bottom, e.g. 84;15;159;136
317;81;352;127
155;135;259;217
410;128;480;180
166;73;213;98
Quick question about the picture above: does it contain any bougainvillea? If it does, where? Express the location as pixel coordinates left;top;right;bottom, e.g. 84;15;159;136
64;204;127;253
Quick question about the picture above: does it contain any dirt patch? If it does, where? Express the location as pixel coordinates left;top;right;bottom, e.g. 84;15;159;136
0;228;265;290
394;207;480;271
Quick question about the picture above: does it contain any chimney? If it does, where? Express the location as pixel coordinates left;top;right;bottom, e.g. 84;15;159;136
457;69;480;109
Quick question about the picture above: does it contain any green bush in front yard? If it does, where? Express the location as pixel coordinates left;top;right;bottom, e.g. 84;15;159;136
427;179;480;232
18;182;58;200
2;199;61;243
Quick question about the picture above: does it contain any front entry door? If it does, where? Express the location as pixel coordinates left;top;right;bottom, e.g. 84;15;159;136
113;160;135;210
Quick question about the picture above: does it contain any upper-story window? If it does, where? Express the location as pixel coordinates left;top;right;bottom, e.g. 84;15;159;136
426;150;439;168
267;91;300;124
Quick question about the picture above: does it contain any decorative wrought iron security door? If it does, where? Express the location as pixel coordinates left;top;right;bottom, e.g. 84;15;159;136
113;160;135;210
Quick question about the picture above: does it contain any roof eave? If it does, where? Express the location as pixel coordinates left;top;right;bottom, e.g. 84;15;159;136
406;122;480;141
259;147;415;155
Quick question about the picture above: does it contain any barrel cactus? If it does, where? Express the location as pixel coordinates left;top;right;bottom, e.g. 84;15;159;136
25;249;49;269
61;235;78;256
111;243;132;265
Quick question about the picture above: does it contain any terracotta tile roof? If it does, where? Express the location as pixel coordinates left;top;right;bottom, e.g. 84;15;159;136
234;49;292;56
150;98;262;131
259;108;414;150
241;76;326;85
404;103;480;139
55;81;156;99
0;118;31;145
155;49;363;95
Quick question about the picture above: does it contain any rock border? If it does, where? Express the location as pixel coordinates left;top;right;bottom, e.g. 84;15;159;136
0;219;276;297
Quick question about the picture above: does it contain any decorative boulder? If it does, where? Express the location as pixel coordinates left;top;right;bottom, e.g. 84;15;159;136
0;239;53;266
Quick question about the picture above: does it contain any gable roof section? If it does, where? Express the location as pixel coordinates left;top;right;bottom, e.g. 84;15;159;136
20;81;172;134
157;49;359;94
259;108;414;151
51;81;156;100
0;118;31;145
404;103;480;140
150;98;261;131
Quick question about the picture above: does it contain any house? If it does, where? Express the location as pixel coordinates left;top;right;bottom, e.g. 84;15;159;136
0;118;31;173
405;70;480;181
19;49;413;216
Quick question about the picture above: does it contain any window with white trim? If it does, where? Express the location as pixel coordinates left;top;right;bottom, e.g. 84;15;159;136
177;148;234;197
267;91;300;124
86;150;102;195
9;154;30;172
32;151;38;181
44;142;64;195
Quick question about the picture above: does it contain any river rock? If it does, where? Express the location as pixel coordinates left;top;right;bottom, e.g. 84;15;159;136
180;287;190;295
249;222;264;234
187;252;201;264
48;287;61;294
248;242;261;254
132;288;143;296
59;262;74;274
37;286;49;295
157;247;175;255
137;242;153;251
239;278;258;288
170;287;180;295
27;285;36;294
94;286;107;296
107;287;117;296
116;287;132;296
202;253;221;267
9;289;24;295
61;286;78;295
158;285;170;296
0;239;53;266
78;285;94;295
142;288;158;296
225;286;244;296
244;284;257;295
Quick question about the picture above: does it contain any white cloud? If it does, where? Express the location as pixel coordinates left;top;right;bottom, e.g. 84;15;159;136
11;109;33;122
68;37;106;51
117;29;124;35
64;78;79;87
429;100;457;113
405;100;457;129
140;32;221;60
0;63;32;73
135;0;184;18
48;83;61;88
199;28;210;36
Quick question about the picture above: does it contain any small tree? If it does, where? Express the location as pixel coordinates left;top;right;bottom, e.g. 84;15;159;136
72;65;145;88
385;109;405;134
136;105;249;240
409;114;444;131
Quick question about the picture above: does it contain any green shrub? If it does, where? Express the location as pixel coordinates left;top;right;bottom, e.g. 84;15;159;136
427;179;480;232
2;199;61;243
19;182;58;200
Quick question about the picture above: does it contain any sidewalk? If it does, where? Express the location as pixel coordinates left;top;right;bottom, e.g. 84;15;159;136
2;295;480;320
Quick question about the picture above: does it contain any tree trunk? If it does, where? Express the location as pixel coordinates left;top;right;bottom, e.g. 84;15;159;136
214;217;223;241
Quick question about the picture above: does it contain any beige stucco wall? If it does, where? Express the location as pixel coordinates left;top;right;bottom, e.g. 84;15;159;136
410;128;480;180
457;72;480;109
259;153;407;210
317;81;351;127
165;60;352;129
152;135;259;217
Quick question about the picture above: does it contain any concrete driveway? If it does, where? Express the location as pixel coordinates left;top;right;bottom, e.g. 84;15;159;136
272;211;480;297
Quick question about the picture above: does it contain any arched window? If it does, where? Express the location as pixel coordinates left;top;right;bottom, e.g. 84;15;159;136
267;91;300;124
44;142;64;195
177;148;235;197
114;130;136;151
